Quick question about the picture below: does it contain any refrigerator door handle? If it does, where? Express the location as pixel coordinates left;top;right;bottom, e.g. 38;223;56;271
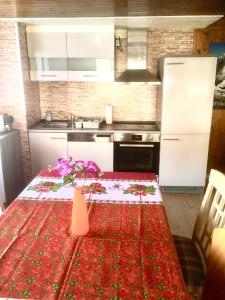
162;138;182;141
166;62;184;65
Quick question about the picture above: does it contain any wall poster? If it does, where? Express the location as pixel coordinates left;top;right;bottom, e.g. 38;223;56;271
208;42;225;109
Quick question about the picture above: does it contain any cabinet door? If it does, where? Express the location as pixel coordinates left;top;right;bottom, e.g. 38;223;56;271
67;31;114;58
159;134;210;186
27;32;67;57
67;29;114;82
29;132;67;177
68;142;113;171
68;58;114;81
27;32;68;81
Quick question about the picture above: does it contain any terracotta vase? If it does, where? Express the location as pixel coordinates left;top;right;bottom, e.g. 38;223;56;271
70;187;89;236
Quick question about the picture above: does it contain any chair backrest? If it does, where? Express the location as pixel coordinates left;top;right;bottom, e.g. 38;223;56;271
192;169;225;271
201;228;225;300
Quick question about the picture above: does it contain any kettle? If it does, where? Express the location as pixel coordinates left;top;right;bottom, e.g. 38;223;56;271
45;110;52;122
3;114;14;130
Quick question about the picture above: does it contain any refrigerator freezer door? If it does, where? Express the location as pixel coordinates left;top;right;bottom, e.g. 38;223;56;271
161;57;217;134
159;134;210;186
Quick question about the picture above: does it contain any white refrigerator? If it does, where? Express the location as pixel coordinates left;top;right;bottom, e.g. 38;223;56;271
159;56;217;189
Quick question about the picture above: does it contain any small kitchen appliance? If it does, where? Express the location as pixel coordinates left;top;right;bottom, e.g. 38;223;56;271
0;114;5;131
45;110;52;122
3;114;14;130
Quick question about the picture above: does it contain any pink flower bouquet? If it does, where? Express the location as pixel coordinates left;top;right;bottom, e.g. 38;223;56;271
51;156;102;185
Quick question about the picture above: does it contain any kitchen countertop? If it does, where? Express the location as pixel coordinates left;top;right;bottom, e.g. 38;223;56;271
28;120;161;134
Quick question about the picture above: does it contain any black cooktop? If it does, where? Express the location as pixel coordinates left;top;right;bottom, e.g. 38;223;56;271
111;122;159;131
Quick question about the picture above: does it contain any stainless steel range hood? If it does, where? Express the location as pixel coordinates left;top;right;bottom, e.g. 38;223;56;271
116;28;161;83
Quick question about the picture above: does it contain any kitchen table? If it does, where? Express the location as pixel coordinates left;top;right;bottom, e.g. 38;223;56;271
0;171;188;299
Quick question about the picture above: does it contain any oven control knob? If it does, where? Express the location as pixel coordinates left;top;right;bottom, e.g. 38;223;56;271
149;135;153;140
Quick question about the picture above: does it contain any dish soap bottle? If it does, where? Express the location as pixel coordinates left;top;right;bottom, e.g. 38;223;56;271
45;110;52;122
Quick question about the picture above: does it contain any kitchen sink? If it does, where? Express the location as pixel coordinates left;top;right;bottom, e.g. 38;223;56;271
40;121;70;129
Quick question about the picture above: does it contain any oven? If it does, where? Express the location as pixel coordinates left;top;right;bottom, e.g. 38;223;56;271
113;132;160;174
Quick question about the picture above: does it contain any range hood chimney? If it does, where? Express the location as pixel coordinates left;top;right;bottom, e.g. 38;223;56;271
116;28;161;83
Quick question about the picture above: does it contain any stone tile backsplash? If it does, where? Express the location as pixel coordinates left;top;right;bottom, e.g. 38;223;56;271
40;82;160;122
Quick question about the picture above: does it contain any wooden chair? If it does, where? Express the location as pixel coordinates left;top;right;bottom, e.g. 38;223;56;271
173;169;225;299
201;228;225;300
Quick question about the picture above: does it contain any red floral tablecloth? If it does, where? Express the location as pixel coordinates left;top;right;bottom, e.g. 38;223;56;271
0;171;188;299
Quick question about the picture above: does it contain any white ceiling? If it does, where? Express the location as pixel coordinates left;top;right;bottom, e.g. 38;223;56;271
0;15;223;29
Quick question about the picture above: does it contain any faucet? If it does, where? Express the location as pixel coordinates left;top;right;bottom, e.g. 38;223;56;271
57;111;74;122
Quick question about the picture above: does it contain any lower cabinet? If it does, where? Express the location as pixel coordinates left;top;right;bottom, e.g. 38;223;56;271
68;141;113;172
29;132;67;177
29;132;113;177
159;134;210;187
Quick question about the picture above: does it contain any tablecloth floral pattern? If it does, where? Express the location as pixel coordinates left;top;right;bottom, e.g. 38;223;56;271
0;171;188;299
17;177;162;204
0;200;188;299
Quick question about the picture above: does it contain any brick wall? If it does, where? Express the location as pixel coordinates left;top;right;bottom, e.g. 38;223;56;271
40;28;194;121
0;22;28;181
18;24;41;181
0;23;20;119
0;23;41;182
19;24;41;128
148;29;194;75
40;82;160;122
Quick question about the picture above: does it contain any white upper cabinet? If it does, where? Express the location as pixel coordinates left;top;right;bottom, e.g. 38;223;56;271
67;27;114;82
26;28;68;81
67;31;114;58
27;32;67;57
26;25;114;82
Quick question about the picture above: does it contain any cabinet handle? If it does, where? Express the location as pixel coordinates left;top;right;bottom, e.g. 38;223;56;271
163;138;181;141
83;75;98;77
166;62;184;65
119;144;154;148
50;137;66;140
96;134;112;138
40;75;57;77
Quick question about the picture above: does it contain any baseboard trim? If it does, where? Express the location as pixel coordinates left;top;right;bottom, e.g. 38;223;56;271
160;186;204;193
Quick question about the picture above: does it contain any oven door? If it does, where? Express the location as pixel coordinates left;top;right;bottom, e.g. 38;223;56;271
113;142;160;173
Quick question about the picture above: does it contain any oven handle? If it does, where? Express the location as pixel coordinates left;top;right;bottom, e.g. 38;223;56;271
119;144;154;148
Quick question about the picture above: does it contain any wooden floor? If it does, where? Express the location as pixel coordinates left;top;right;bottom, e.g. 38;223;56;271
162;192;203;239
